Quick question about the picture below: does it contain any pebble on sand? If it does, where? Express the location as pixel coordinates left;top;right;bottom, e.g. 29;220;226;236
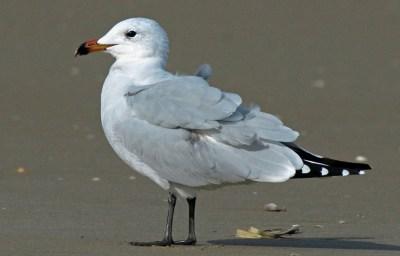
128;176;136;180
91;177;101;182
264;203;287;212
16;167;26;174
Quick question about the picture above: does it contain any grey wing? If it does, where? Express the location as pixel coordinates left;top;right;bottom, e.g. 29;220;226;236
212;105;299;146
113;118;300;187
126;76;238;130
123;76;302;186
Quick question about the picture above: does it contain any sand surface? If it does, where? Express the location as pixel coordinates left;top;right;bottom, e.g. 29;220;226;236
1;1;400;255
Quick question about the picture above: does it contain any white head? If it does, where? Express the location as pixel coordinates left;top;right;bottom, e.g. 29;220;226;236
76;18;169;64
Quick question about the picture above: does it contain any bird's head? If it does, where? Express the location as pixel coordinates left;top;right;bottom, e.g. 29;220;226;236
75;18;169;62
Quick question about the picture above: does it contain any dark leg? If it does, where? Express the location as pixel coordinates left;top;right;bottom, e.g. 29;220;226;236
174;197;197;245
131;193;177;246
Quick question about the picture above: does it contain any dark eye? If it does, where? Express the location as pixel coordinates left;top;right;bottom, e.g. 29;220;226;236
125;30;137;38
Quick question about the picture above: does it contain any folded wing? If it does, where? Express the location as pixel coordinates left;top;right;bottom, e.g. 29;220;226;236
123;76;302;186
126;76;238;130
125;76;299;144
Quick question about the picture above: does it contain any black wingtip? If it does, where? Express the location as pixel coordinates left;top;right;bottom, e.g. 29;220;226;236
284;143;372;179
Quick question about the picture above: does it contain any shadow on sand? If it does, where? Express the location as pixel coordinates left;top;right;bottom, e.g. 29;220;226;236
208;237;400;251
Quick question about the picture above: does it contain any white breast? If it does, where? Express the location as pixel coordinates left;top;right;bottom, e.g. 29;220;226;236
100;69;172;190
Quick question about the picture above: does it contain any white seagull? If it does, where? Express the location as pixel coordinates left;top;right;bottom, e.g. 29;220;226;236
75;17;371;246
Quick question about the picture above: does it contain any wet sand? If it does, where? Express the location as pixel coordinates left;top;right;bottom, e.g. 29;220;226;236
1;1;400;255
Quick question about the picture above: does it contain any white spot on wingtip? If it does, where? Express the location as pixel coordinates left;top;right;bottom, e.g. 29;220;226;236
301;164;311;174
359;170;366;175
321;167;329;176
342;169;350;176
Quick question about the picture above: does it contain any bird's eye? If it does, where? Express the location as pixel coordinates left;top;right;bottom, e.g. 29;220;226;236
125;30;137;38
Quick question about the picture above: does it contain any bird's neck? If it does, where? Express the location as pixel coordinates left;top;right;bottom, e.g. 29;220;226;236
110;56;172;85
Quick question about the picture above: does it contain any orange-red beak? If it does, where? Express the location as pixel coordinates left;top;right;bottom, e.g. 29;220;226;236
74;39;115;57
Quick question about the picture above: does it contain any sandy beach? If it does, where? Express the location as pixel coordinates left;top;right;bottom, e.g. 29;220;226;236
1;1;399;255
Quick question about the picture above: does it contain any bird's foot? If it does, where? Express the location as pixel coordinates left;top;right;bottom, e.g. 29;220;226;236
130;238;196;246
130;239;173;247
173;238;197;245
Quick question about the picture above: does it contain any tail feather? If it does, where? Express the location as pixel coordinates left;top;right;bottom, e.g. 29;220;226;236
283;143;372;179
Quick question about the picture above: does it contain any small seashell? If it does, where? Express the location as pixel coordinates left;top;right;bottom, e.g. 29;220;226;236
264;203;286;212
236;225;300;239
16;167;25;173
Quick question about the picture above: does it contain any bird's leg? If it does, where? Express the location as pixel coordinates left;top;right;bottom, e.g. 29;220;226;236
131;193;177;246
174;197;197;245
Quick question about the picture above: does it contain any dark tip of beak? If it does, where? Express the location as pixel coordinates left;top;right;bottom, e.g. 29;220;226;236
74;42;89;57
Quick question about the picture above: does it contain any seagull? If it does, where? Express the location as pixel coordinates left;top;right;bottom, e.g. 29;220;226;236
75;17;371;246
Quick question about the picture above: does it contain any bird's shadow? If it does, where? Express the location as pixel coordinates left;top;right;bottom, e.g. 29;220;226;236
208;237;400;251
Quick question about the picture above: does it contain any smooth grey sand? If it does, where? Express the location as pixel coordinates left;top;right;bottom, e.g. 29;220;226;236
1;1;400;255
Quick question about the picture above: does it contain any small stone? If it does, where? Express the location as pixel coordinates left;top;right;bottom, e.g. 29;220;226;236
91;177;100;182
57;177;64;181
356;213;365;219
264;203;286;212
355;155;368;162
314;224;324;228
128;176;136;180
338;220;346;224
16;167;26;173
